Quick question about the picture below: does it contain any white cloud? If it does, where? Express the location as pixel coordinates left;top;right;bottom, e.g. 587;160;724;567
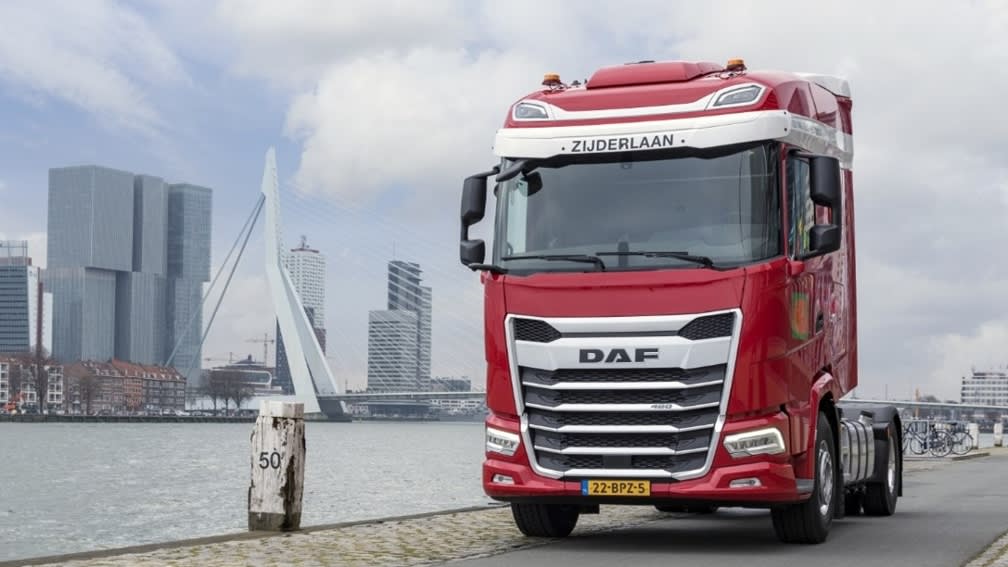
215;0;473;88
283;47;537;204
0;1;189;136
930;322;1008;399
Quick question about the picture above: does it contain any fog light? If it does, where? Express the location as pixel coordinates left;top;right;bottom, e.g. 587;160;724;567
486;426;521;456
729;477;762;488
723;427;786;458
492;474;515;485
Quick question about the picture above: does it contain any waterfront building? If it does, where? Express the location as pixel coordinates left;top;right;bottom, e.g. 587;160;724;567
0;241;52;355
431;376;471;392
207;355;283;397
366;309;419;392
274;237;327;394
62;360;185;415
365;260;432;393
961;368;1008;406
387;261;432;391
165;183;213;384
47;166;211;382
0;357;63;411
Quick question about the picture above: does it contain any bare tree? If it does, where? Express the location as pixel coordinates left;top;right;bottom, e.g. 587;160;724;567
214;369;253;416
6;359;23;411
10;348;56;413
77;375;99;416
204;374;229;415
227;381;255;416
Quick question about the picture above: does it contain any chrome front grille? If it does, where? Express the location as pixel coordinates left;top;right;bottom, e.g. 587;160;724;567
509;311;739;480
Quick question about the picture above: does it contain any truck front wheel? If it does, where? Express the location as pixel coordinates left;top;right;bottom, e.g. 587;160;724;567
771;412;836;544
510;503;579;537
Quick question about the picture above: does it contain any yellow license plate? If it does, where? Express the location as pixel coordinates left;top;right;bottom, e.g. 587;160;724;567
581;479;651;496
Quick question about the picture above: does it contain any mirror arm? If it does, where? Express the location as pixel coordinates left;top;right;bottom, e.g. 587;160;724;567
467;263;506;274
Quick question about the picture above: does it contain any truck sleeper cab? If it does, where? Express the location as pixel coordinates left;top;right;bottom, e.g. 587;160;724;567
459;59;902;544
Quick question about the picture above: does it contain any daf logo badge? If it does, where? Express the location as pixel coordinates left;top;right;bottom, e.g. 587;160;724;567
579;348;659;363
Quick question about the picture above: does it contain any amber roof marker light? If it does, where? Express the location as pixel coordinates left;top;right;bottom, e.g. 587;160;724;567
726;58;747;72
542;73;563;87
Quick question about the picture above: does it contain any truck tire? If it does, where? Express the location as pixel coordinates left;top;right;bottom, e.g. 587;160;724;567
510;503;579;537
863;423;899;516
771;412;835;544
654;504;718;514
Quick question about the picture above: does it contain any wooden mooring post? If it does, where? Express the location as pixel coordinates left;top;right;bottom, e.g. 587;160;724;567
248;401;305;531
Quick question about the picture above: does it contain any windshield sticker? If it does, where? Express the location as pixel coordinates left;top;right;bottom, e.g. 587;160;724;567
569;133;675;153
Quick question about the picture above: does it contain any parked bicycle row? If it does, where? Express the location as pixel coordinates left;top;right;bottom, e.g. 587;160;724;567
902;420;975;457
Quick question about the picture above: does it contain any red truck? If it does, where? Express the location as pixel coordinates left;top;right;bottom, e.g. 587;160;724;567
459;59;902;543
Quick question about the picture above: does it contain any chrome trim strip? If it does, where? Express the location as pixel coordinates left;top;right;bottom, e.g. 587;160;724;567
529;423;715;434
534;445;709;456
522;379;723;391
565;468;673;479
515;314;699;334
504;308;743;482
525;402;720;413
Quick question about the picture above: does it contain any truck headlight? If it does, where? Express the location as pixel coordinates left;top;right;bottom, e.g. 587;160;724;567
486;426;521;456
723;427;786;458
710;85;763;108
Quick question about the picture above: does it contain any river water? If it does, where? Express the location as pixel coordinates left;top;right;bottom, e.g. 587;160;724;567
0;422;488;561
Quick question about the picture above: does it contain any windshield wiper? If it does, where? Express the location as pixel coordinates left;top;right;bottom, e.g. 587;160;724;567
502;254;607;271
595;250;721;270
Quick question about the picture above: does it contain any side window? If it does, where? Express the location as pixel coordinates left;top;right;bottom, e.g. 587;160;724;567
787;158;814;257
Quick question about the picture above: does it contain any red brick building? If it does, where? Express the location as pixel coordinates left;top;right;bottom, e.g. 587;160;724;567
63;360;185;415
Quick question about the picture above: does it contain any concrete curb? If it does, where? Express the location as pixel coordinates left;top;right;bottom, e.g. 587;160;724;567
951;451;990;461
0;503;505;567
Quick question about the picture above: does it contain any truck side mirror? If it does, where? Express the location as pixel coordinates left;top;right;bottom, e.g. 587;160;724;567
809;156;841;210
802;156;843;258
459;168;497;266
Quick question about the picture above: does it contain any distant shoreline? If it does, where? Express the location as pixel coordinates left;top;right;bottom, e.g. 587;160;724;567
0;414;258;424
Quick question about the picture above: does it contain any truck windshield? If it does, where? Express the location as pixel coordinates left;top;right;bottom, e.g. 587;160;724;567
493;142;781;272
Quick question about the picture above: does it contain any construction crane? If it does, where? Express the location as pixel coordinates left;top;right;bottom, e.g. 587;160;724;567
246;333;276;367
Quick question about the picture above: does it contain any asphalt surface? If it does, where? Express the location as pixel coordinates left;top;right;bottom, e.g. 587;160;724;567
453;455;1008;567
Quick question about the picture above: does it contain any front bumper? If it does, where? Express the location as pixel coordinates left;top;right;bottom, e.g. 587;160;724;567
484;412;806;506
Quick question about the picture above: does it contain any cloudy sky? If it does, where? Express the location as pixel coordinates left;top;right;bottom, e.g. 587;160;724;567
0;1;1005;400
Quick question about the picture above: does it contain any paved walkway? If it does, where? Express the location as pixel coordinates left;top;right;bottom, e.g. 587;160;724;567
16;449;1008;567
24;505;663;567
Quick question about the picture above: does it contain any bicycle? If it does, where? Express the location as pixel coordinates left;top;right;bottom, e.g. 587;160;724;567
949;429;974;456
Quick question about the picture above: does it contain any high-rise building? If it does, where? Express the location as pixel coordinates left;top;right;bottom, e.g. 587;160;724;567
961;368;1008;406
0;241;52;355
47;166;211;383
274;237;327;394
48;166;134;362
165;183;212;384
365;260;432;392
366;309;419;392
